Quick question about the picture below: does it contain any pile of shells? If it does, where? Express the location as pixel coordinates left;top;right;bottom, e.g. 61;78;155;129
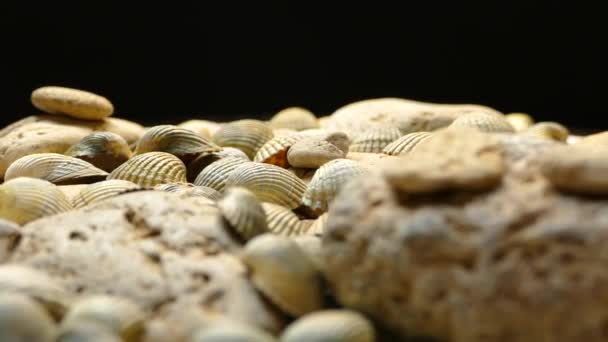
1;85;604;341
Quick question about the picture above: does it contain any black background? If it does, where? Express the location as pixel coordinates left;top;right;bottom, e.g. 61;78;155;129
0;2;606;129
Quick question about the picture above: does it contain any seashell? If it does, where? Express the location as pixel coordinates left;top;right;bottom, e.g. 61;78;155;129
57;320;121;342
521;121;569;142
0;177;72;225
0;293;57;342
269;107;319;131
191;320;277;342
224;162;307;209
449;112;515;133
272;128;298;137
287;137;347;168
318;115;331;129
218;187;269;242
261;202;302;236
568;135;583;145
65;131;132;172
72;179;141;208
349;125;402;153
281;310;376;342
134;125;221;163
31;85;114;120
302;159;368;212
241;234;324;317
154;183;222;201
108;152;187;187
0;264;72;320
213;119;274;159
5;153;109;185
292;235;324;272
302;212;327;237
505;112;534;132
193;157;250;193
382;131;433;156
62;295;146;342
58;184;89;204
177;119;223;140
186;147;249;182
254;134;305;167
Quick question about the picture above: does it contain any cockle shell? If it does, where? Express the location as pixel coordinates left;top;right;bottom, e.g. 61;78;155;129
65;131;132;172
0;177;72;225
450;112;515;133
348;125;402;153
5;153;109;184
107;152;187;187
261;202;302;237
218;187;268;242
521;121;569;142
224;162;307;209
154;183;221;201
382;131;433;156
193;157;250;193
213;119;274;159
0;293;57;342
72;180;141;208
281;310;376;342
186;147;249;182
269;107;319;131
178;119;223;140
302;159;368;212
505;112;534;132
31;86;114;120
241;234;324;317
134;125;221;162
253;134;305;167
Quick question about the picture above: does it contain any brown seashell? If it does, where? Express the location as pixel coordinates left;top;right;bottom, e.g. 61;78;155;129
269;107;319;131
213;119;274;159
5;153;109;185
0;177;72;225
178;119;223;140
521;121;569;142
31;86;114;120
134;125;221;163
224;162;307;209
281;309;376;342
0;293;57;342
449;112;515;133
253;134;305;167
505;112;535;132
193;157;250;193
261;202;302;237
218;187;269;241
108;152;187;187
349;125;402;153
72;179;141;208
382;131;433;156
65;131;132;172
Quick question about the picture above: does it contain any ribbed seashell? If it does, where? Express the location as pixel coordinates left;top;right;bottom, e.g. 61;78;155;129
193;157;250;193
177;119;223;140
154;183;222;201
212;119;274;159
253;134;305;167
0;293;57;342
58;184;89;204
0;264;72;320
134;125;221;162
505;112;534;132
281;310;376;342
0;177;72;225
302;159;368;212
4;153;109;185
287;137;347;168
65;132;132;172
62;295;146;342
191;320;277;342
57;320;121;342
382;131;433;156
269;107;319;131
108;152;187;187
72;180;141;208
449;112;515;133
241;234;324;317
261;202;302;236
224;162;307;209
521;121;569;142
186;147;250;182
348;125;402;153
218;187;268;241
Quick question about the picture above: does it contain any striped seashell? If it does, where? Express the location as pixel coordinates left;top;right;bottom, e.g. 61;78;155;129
5;153;109;185
218;187;268;241
191;320;277;342
253;134;305;167
224;162;307;209
281;310;376;342
521;121;569;142
186;147;250;182
349;125;402;153
242;234;324;317
382;132;433;156
134;125;221;162
72;180;141;208
62;295;145;342
0;293;57;342
107;152;187;187
213;119;274;159
449;112;515;133
261;202;302;236
505;112;534;132
65;131;132;172
269;107;319;131
193;157;250;193
302;159;368;212
153;183;221;201
177;119;223;140
0;177;72;225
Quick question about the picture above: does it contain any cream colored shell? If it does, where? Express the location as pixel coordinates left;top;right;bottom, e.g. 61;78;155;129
349;125;402;153
521;122;569;142
193;157;250;193
177;119;223;140
269;107;319;131
218;187;269;241
449;112;514;133
31;86;114;120
154;183;221;201
261;202;302;237
212;119;274;159
134;125;221;161
281;309;376;342
0;293;57;342
65;131;132;172
382;132;433;156
72;180;141;208
5;153;109;184
107;152;187;187
505;112;534;132
253;134;305;167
